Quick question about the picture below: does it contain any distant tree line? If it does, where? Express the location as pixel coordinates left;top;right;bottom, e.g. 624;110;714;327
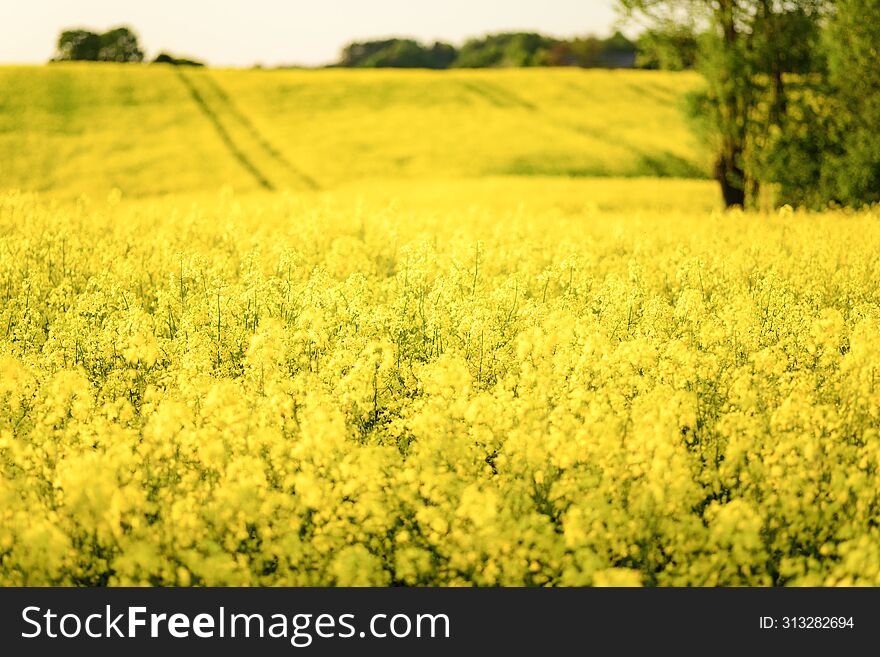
336;39;457;69
52;26;204;66
335;32;642;69
51;25;676;71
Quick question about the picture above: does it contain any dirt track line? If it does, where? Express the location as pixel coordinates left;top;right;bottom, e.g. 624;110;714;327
199;73;321;191
173;67;275;191
460;80;536;110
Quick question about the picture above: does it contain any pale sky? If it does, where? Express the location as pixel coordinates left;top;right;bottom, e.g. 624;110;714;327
0;1;622;67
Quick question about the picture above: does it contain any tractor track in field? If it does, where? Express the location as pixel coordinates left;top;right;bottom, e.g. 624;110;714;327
173;67;320;192
173;66;275;191
198;73;321;191
460;80;536;111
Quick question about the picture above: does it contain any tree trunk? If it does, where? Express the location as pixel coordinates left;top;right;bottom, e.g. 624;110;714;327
714;0;748;209
715;149;746;208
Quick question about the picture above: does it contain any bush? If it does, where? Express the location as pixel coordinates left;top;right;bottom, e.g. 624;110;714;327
54;26;144;63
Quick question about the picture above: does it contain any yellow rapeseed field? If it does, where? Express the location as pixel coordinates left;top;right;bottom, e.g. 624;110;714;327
0;65;705;197
1;65;878;587
1;182;879;586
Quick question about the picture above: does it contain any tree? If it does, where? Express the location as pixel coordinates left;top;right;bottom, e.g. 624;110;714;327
55;29;102;62
758;0;880;208
618;1;828;208
53;26;144;63
824;0;880;205
636;27;699;70
337;39;456;69
153;52;206;67
454;33;555;68
428;42;458;69
97;27;144;62
544;33;637;68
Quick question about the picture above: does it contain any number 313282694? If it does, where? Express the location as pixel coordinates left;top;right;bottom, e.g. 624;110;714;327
781;617;854;629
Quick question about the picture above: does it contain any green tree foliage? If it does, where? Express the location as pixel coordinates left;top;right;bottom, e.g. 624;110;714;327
544;32;637;68
454;32;555;68
747;0;878;208
336;32;637;70
153;52;206;67
619;1;828;208
54;26;144;63
55;29;102;62
636;28;699;70
824;0;880;206
98;27;145;63
338;39;457;69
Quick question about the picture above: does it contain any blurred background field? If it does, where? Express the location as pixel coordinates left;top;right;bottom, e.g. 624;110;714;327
0;64;707;199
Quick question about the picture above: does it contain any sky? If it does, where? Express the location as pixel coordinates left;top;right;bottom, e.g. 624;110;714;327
0;0;622;67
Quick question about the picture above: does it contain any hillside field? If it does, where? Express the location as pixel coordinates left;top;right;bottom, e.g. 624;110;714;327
0;64;706;196
1;65;879;587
